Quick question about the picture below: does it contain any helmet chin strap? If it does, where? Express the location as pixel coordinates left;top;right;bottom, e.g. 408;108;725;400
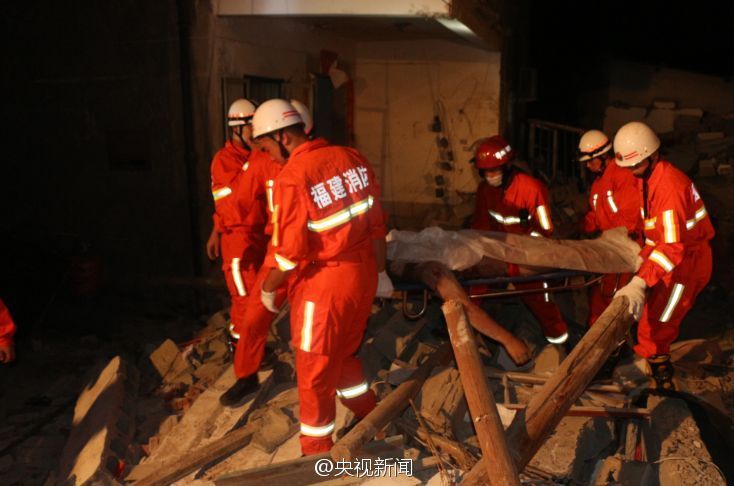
234;125;251;151
273;130;291;160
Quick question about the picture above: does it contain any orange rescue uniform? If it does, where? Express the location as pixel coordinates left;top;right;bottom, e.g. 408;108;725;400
471;171;568;341
0;299;16;349
582;162;643;325
265;138;385;455
633;160;714;358
210;141;279;330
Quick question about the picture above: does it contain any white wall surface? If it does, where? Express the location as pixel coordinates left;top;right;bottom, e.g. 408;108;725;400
353;40;501;208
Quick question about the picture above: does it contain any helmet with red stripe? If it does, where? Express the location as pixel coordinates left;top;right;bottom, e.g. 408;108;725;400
613;121;660;167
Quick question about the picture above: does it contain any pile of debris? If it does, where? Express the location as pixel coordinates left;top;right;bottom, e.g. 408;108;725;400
41;292;733;485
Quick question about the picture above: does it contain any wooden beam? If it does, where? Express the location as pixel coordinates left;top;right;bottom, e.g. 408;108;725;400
133;422;258;486
461;296;634;485
442;301;520;486
330;343;451;461
410;261;531;366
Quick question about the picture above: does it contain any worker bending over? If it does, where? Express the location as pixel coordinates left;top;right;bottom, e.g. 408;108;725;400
578;129;642;325
613;121;714;388
471;135;569;345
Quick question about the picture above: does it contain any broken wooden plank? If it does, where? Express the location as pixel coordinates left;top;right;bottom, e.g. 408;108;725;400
462;296;634;486
133;421;258;486
394;418;478;471
401;261;531;366
330;343;452;461
485;368;629;394
500;404;649;419
442;301;520;486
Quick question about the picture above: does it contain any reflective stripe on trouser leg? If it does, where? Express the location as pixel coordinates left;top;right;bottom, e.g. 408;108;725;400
336;381;369;399
659;283;684;323
231;258;247;296
300;421;335;437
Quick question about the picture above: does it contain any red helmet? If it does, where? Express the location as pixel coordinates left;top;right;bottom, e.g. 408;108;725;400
474;135;514;170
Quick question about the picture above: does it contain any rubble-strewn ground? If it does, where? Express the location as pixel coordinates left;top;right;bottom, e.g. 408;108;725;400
3;281;731;485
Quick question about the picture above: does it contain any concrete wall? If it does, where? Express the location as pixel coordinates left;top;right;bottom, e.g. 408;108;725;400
353;40;501;226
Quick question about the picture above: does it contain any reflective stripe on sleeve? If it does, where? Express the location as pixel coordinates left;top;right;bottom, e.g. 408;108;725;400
649;250;675;273
212;187;232;201
300;300;315;352
685;206;707;230
307;196;374;232
536;205;551;231
266;179;275;213
659;283;685;323
231;258;247;296
606;190;619;214
662;210;679;243
271;204;280;247
274;253;297;272
336;381;370;400
300;421;335;437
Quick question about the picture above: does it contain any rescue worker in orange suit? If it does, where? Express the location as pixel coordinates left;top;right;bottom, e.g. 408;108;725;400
220;99;315;406
613;121;714;388
470;135;569;344
206;98;279;372
578;129;643;326
0;298;17;364
252;99;391;455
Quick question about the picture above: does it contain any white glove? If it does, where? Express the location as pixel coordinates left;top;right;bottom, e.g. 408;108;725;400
614;276;647;321
375;271;395;298
261;288;279;313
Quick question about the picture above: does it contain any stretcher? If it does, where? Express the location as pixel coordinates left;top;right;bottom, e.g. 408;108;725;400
393;269;622;320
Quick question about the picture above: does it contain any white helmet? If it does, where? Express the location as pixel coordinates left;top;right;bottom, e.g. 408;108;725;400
613;121;660;167
252;99;303;139
227;99;257;127
578;129;611;162
290;99;313;135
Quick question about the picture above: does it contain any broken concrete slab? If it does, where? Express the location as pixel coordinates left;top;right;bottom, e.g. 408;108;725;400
149;339;181;378
644;395;726;486
57;356;139;485
528;416;616;483
645;108;676;134
250;407;298;453
415;366;468;440
591;455;656;485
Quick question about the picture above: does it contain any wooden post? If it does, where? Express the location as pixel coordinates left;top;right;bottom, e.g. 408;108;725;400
461;296;634;485
442;301;521;486
330;343;452;461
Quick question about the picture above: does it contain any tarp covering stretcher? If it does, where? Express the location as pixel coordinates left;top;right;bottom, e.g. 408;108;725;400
386;226;640;274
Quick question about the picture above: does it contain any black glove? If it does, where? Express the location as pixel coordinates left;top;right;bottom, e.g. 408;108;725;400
518;209;530;228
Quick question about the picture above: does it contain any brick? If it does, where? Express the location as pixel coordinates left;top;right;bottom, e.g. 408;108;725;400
149;339;181;378
251;407;298;453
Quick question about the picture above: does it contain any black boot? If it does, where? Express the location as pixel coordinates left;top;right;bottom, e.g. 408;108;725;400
648;354;674;390
219;374;259;407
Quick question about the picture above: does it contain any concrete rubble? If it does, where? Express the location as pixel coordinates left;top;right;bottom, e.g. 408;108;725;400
3;277;733;486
